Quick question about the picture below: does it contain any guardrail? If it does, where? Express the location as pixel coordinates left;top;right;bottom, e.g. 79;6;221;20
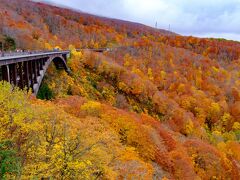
0;50;62;57
0;47;113;58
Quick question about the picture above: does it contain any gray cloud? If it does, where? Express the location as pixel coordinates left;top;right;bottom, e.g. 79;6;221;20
37;0;240;41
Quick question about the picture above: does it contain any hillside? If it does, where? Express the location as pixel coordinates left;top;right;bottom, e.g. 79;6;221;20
0;0;172;50
0;0;240;179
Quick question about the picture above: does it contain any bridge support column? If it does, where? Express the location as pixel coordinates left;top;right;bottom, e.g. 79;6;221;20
37;60;40;76
23;61;30;89
9;64;17;85
18;62;24;89
2;65;10;82
40;59;44;70
32;61;38;84
28;61;34;90
44;58;47;64
62;54;67;61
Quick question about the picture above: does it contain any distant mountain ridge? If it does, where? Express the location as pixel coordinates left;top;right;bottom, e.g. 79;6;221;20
0;0;174;50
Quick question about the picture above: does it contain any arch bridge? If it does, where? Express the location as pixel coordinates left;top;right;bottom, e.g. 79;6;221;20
0;51;70;95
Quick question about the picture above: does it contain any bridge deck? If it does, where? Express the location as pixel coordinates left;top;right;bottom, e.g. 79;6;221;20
0;51;69;61
0;51;70;66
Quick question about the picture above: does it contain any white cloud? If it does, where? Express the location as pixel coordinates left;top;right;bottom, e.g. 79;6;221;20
39;0;240;41
122;0;170;15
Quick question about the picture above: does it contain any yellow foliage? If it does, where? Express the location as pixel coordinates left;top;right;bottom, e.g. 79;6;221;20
44;42;52;50
223;132;236;141
160;70;166;79
169;58;174;67
217;142;227;152
180;96;196;111
123;54;132;67
80;101;102;117
93;42;99;49
226;141;240;160
132;67;143;77
169;84;175;91
1;83;156;179
212;66;220;73
221;113;231;123
124;60;130;67
101;86;116;105
53;35;58;40
181;99;191;110
147;68;154;80
185;119;194;135
212;130;222;136
117;146;154;179
177;83;185;93
195;69;203;88
232;122;240;130
101;110;155;161
118;82;129;92
162;177;169;180
71;49;83;59
208;102;221;120
47;70;74;98
68;44;75;51
54;45;62;50
68;44;83;59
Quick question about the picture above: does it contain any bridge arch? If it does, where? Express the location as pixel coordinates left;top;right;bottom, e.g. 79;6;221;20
33;55;71;95
52;56;71;74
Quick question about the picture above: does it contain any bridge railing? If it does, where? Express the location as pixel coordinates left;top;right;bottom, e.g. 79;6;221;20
0;50;62;57
0;47;113;58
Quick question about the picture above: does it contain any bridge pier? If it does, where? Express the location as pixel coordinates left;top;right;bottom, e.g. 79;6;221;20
9;64;17;86
40;59;44;70
32;61;38;84
24;61;30;89
37;60;40;76
28;61;34;89
18;62;24;89
62;54;67;61
1;65;10;82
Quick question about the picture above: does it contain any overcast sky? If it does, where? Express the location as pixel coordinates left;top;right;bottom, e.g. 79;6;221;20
38;0;240;41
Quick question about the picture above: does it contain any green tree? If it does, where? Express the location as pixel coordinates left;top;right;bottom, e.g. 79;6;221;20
0;141;21;179
0;35;16;51
37;83;54;100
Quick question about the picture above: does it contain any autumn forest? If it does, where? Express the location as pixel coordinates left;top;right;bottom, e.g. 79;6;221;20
0;0;240;179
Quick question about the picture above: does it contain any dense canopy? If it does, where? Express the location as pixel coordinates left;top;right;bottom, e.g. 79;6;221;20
0;0;240;179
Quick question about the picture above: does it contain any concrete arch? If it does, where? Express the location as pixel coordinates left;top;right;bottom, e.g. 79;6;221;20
33;55;71;95
52;56;71;73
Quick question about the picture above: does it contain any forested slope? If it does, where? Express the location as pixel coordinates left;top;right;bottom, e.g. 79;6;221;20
0;0;240;179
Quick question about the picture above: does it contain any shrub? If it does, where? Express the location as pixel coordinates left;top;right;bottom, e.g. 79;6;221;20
80;101;102;117
37;83;54;100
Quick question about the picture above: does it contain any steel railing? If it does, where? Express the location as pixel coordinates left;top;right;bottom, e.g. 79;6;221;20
0;50;65;57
